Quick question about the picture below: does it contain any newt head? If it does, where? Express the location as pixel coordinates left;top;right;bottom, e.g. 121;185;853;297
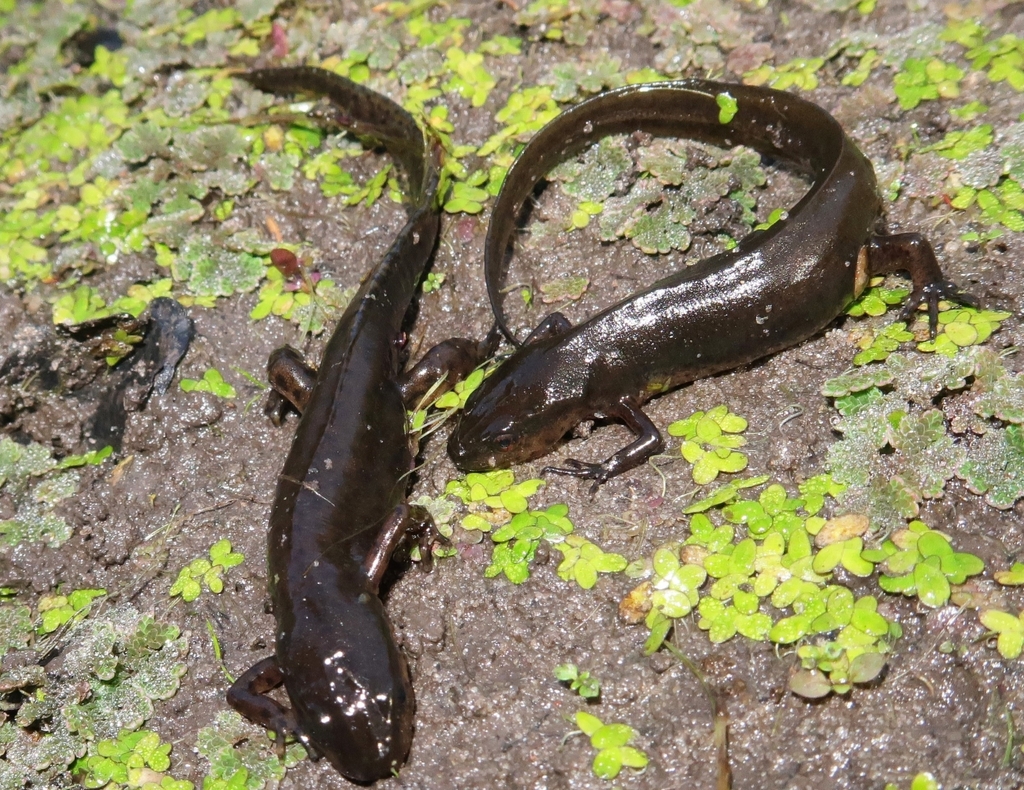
448;337;586;471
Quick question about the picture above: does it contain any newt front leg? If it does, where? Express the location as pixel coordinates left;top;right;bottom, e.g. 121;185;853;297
544;396;664;493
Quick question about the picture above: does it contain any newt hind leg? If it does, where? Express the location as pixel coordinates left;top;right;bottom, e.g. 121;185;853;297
867;233;977;335
227;656;316;759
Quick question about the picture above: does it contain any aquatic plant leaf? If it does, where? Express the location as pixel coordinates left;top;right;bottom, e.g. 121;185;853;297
822;366;894;398
397;49;446;84
789;668;833;698
957;425;1024;509
974;373;1024;424
628;193;695;254
636;139;689;186
0;606;32;658
173;238;264;297
198;710;303;790
175;125;250;172
195;169;257;197
116;122;172;164
0;438;57;489
551;137;631;202
887;410;965;500
142;204;205;246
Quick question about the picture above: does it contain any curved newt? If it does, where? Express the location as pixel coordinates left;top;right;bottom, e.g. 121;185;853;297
448;80;970;488
227;67;488;782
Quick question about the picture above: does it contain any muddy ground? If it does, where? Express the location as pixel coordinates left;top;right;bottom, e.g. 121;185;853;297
3;0;1024;788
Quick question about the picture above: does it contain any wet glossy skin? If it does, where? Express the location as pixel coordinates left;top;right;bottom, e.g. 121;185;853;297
449;81;967;486
227;68;439;783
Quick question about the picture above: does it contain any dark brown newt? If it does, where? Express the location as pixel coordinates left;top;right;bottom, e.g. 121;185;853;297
448;80;971;488
226;67;489;783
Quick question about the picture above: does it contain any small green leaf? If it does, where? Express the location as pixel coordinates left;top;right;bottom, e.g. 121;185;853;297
616;745;649;769
913;561;950;608
979;609;1024;634
995;562;1024;585
850;609;890;637
770;614;812;645
841;539;875;577
592;748;624;780
716;92;738;124
575;710;603;736
789;668;833;699
909;773;939;790
812;541;844;574
644;615;673;654
554;663;578;682
590;723;633;750
848;651;887;684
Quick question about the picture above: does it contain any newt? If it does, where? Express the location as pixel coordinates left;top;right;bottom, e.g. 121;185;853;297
227;67;488;783
448;80;971;488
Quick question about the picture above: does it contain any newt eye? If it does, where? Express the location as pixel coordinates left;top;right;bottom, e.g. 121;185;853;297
495;433;514;451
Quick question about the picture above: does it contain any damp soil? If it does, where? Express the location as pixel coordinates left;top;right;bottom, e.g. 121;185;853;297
3;1;1024;789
